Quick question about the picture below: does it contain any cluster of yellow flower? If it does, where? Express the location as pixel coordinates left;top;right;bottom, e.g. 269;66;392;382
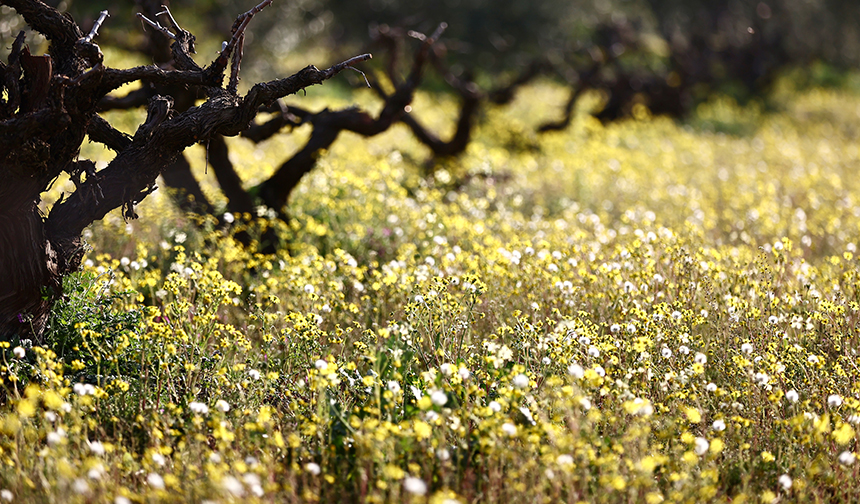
4;82;860;502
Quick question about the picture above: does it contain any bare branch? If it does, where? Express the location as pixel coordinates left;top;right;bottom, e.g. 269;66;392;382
400;88;480;160
212;0;272;76
487;60;549;105
230;0;274;35
86;115;132;151
537;63;602;132
136;12;176;40
239;53;373;126
346;66;371;88
207;135;256;216
537;85;583;133
160;156;215;216
403;23;446;87
228;34;245;94
98;65;210;95
80;10;109;44
322;54;373;80
408;22;447;45
97;87;153;112
368;24;405;85
47;47;374;248
156;5;182;33
241;103;308;143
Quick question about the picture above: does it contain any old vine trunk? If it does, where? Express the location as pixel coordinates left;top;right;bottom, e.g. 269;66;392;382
0;0;370;341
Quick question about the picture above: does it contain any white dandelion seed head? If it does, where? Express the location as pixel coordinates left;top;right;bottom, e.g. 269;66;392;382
556;454;574;466
403;477;427;495
189;402;209;415
512;374;529;389
430;390;448;406
46;429;65;446
458;367;471;380
221;475;244;497
568;363;584;379
87;440;105;456
146;473;165;490
73;478;90;495
73;383;95;396
151;453;166;467
87;465;105;481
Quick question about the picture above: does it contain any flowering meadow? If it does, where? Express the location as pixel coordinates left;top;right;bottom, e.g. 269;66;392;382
3;79;860;503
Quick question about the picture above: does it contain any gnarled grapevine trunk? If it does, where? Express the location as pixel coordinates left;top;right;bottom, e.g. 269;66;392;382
0;0;370;341
0;206;58;338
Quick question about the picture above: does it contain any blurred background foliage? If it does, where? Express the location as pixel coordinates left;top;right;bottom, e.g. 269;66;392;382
3;0;860;109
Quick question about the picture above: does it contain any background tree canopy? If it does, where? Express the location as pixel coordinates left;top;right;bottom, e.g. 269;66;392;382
16;0;857;78
3;0;853;117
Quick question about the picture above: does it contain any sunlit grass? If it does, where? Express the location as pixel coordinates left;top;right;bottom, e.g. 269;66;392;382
5;80;860;502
